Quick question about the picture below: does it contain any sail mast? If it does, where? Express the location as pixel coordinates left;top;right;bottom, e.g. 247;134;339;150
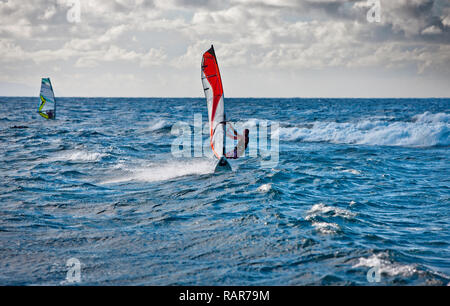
50;78;56;119
210;45;226;156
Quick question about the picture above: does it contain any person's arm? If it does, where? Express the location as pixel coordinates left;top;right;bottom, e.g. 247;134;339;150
226;123;240;140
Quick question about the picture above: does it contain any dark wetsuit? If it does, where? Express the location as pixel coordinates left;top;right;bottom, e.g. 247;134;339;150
46;110;54;119
226;129;249;159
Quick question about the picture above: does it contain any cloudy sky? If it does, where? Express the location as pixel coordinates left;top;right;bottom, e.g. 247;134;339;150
0;0;449;97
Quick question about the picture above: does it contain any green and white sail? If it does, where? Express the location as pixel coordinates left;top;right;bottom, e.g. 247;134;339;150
38;78;56;119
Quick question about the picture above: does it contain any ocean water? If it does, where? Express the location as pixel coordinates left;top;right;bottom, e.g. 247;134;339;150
0;97;449;285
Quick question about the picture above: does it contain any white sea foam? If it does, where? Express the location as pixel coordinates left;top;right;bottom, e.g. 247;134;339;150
279;112;449;147
102;159;214;184
49;150;107;162
65;151;106;162
306;203;355;234
353;253;418;277
342;169;361;175
240;118;260;129
311;221;340;234
257;183;272;192
412;111;450;123
140;119;171;132
306;203;356;220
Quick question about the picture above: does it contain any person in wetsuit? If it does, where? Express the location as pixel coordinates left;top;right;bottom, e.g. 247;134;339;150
226;128;249;159
46;109;54;119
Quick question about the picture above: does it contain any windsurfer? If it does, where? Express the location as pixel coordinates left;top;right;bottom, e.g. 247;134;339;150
226;128;249;159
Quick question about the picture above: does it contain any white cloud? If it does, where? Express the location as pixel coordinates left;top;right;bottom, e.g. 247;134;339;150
443;15;450;26
422;25;442;34
0;0;449;97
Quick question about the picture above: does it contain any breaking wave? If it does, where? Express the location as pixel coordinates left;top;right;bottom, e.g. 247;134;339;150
305;203;356;235
140;119;172;132
279;112;449;147
353;253;418;277
257;183;272;193
306;203;356;220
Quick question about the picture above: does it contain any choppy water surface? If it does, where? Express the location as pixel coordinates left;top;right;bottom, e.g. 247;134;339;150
0;97;449;285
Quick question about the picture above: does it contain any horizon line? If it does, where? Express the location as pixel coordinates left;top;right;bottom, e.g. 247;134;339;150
1;96;449;99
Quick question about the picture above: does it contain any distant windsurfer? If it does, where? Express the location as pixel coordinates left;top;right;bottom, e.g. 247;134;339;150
226;127;249;159
39;78;56;120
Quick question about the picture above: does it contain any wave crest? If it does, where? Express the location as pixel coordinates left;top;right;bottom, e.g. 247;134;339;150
48;150;107;163
353;253;418;277
279;112;449;147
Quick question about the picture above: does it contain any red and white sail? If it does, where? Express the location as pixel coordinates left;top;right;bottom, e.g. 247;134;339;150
201;45;226;159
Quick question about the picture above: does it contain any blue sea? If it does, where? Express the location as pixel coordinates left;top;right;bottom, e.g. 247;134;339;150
0;97;449;285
